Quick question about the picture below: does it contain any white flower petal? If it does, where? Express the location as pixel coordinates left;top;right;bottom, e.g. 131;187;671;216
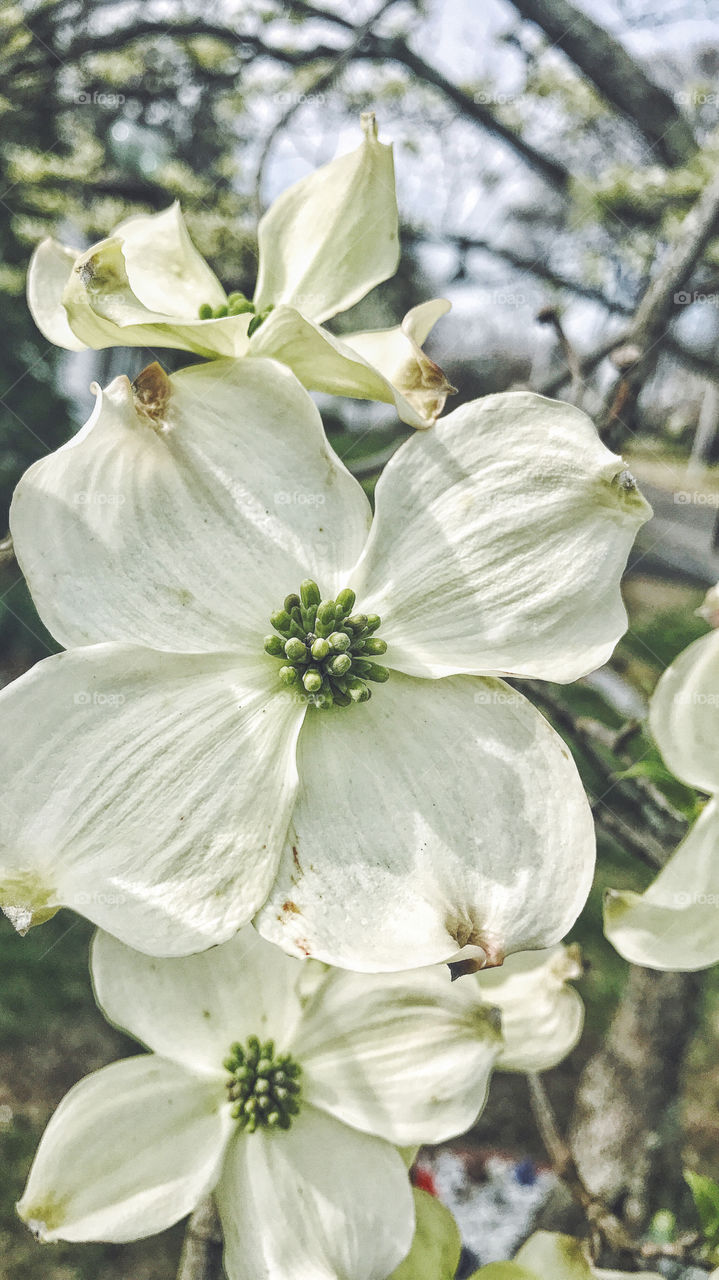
351;392;651;682
604;800;719;971
11;358;371;652
92;928;303;1076
649;629;719;792
17;1055;228;1243
216;1106;414;1280
256;674;595;972
291;965;501;1144
249;304;435;429
389;1188;462;1280
26;238;86;351
61;236;251;356
112;202;227;315
342;299;455;427
0;645;303;955
254;114;399;323
476;945;584;1072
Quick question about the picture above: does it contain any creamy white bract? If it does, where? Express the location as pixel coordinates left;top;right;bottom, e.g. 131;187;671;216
605;596;719;971
26;115;453;429
17;927;504;1278
19;932;586;1279
2;357;650;967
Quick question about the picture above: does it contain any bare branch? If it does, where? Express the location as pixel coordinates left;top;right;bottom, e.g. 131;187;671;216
597;166;719;446
507;0;696;165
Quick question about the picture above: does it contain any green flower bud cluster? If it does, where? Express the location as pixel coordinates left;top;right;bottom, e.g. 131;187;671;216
224;1035;302;1133
264;579;389;708
198;292;274;336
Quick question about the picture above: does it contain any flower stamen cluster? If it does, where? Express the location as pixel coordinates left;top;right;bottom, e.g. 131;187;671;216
223;1035;302;1133
198;291;274;336
264;579;389;707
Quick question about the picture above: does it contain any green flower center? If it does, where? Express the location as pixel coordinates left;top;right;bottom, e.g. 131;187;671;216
264;579;389;708
224;1035;302;1133
198;291;274;336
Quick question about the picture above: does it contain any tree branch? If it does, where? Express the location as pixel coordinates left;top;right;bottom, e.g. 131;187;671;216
176;1198;224;1280
597;165;719;446
507;0;696;165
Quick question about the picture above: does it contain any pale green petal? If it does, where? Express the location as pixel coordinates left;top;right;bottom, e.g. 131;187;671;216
254;113;399;323
62;236;251;356
256;674;595;972
292;965;501;1143
26;238;86;350
342;299;455;426
513;1232;594;1280
216;1107;414;1280
649;628;719;793
111;202;227;314
352;391;652;682
17;1056;228;1243
249;304;437;429
604;799;719;971
388;1188;462;1280
476;945;584;1072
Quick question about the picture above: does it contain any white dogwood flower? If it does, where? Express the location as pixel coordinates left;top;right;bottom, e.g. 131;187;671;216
17;927;504;1280
3;357;650;966
604;608;719;971
27;115;453;428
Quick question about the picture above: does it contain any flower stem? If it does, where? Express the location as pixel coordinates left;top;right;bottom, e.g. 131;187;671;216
176;1197;224;1280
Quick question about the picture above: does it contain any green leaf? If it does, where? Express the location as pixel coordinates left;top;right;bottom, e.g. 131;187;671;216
685;1169;719;1248
388;1188;461;1280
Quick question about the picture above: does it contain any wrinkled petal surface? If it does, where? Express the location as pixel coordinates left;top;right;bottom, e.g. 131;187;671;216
351;392;651;682
254;114;399;324
18;1055;228;1243
11;358;371;652
216;1106;414;1280
604;800;719;971
256;674;595;972
291;964;501;1144
0;646;303;955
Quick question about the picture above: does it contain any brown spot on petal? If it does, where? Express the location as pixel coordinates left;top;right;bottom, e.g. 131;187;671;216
282;900;300;914
132;362;172;429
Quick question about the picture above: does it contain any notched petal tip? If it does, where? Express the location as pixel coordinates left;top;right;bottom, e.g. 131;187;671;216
361;110;379;141
132;361;173;428
448;917;505;977
1;875;59;934
603;464;653;524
